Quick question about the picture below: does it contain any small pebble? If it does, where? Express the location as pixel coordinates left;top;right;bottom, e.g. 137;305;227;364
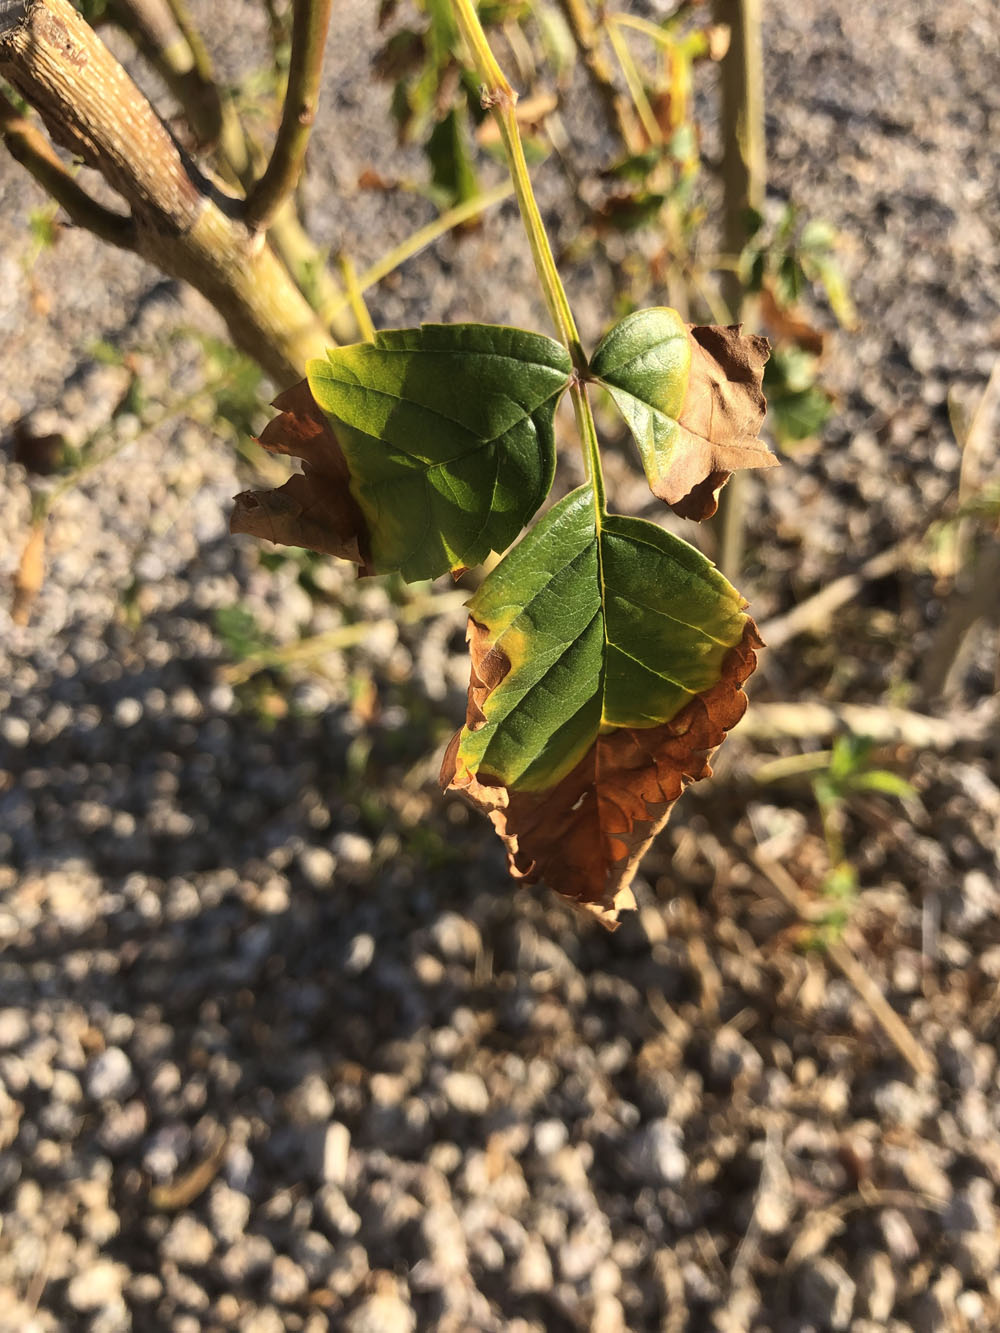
86;1048;133;1102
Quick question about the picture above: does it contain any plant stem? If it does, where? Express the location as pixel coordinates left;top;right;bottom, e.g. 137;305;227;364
321;179;515;325
0;90;135;248
556;0;641;153
243;0;332;231
0;0;331;384
337;253;376;343
604;16;662;148
713;0;765;582
107;0;224;147
449;0;605;510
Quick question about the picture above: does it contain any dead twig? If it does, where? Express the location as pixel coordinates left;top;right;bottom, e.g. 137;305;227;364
737;698;998;749
751;851;937;1079
148;1127;228;1210
759;539;918;650
919;539;1000;704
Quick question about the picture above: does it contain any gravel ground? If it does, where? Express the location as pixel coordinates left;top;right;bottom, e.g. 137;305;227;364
2;1;1000;1331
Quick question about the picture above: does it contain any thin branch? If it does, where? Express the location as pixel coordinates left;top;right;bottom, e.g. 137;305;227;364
0;88;135;247
919;539;1000;704
106;0;223;147
759;539;918;650
604;16;662;148
714;0;765;582
242;0;332;231
336;253;375;343
0;0;330;383
555;0;641;153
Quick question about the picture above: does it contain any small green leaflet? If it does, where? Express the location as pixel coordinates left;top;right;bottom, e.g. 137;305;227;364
306;324;572;581
451;484;749;793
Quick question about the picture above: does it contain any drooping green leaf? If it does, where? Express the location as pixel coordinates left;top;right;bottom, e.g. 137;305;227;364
426;107;479;207
441;484;760;922
763;346;833;444
591;307;776;519
306;324;572;581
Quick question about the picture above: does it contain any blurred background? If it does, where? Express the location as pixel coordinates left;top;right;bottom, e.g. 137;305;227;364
1;0;998;1329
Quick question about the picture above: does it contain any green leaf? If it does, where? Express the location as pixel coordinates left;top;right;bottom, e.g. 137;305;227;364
827;733;873;782
306;324;572;581
768;385;832;443
804;251;857;329
775;253;805;308
454;484;749;788
845;769;917;800
591;308;774;518
426;106;479;207
442;484;759;920
800;218;837;252
534;1;577;81
763;346;832;444
594;191;667;233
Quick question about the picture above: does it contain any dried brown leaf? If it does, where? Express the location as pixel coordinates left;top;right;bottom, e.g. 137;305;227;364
230;380;373;573
441;618;762;928
664;323;776;519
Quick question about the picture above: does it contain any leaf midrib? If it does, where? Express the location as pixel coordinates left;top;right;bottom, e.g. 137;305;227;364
317;358;569;454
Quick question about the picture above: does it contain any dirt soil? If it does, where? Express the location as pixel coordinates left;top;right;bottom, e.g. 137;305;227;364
1;1;999;1331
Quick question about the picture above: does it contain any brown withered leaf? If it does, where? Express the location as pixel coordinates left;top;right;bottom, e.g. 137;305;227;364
441;618;762;928
230;380;374;574
758;284;826;355
665;324;775;519
592;310;777;521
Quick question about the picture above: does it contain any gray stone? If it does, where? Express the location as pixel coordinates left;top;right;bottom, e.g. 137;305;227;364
510;1234;553;1295
315;1184;361;1237
331;832;373;870
219;1233;276;1284
292;1230;336;1284
86;1048;133;1102
0;1008;29;1049
97;1099;147;1154
856;1251;896;1322
441;1071;489;1116
796;1256;856;1331
207;1182;252;1244
628;1119;686;1186
322;1121;351;1185
533;1119;568;1156
298;845;336;887
160;1214;215;1268
428;912;482;963
242;1308;285;1333
268;1254;309;1305
344;1282;416;1333
65;1260;126;1311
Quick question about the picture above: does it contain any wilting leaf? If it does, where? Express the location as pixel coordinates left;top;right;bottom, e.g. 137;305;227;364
591;307;776;520
306;324;572;581
230;380;374;574
441;484;760;925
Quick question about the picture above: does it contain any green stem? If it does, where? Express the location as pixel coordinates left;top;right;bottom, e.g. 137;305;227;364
321;179;514;325
604;16;663;148
243;0;332;231
449;0;605;511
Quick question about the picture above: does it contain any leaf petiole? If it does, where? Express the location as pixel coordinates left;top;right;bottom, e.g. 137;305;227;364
450;0;606;514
